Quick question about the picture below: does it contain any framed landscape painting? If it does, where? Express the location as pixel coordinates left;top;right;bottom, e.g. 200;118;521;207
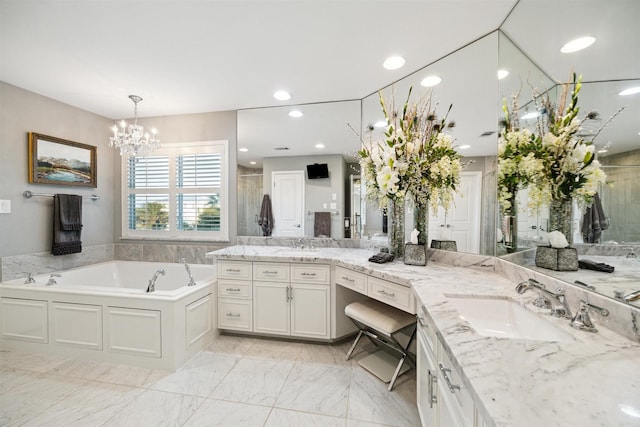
28;132;97;187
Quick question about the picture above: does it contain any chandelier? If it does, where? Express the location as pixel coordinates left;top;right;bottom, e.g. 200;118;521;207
109;95;159;156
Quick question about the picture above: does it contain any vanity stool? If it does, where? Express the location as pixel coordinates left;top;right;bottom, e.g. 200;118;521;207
345;299;417;391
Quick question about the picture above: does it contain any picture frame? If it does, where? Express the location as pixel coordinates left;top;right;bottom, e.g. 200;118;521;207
28;132;97;187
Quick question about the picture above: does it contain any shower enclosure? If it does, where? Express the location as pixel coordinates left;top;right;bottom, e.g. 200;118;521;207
237;173;263;236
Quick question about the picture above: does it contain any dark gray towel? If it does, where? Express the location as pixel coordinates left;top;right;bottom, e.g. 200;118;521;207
581;193;608;243
258;194;274;236
314;212;331;237
52;194;82;255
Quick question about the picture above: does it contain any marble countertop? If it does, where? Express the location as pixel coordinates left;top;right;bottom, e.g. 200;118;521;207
208;246;640;427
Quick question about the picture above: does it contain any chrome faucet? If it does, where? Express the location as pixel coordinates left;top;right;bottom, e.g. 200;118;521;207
515;279;572;318
179;258;196;286
570;300;609;333
147;268;165;293
24;273;36;284
615;289;640;303
297;238;305;250
47;274;61;286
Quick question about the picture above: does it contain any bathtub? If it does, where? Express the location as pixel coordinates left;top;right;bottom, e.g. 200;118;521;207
0;261;217;370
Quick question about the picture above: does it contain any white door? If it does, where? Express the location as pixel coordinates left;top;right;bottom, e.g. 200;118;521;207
429;171;482;253
272;170;305;237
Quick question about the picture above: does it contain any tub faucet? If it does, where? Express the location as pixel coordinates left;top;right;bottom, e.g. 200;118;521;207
24;273;36;284
515;278;572;318
147;268;166;293
179;258;196;286
47;274;61;286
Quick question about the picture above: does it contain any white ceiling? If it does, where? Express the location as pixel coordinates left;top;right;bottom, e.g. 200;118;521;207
2;0;639;162
0;0;515;118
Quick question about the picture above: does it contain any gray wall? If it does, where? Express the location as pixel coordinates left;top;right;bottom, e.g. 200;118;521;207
262;154;346;239
0;81;238;277
0;82;116;258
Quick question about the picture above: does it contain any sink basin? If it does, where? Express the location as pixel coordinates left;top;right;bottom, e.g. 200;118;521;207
445;295;574;342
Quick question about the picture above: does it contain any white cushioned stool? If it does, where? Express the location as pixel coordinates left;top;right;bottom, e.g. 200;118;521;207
345;299;417;391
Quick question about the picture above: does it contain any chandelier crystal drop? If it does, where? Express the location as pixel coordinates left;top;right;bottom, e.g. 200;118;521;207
109;95;159;156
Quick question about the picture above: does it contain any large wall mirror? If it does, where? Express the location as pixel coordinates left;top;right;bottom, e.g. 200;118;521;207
498;0;640;306
236;0;640;304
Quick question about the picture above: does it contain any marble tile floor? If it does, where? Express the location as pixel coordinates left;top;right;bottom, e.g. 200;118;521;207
0;335;419;427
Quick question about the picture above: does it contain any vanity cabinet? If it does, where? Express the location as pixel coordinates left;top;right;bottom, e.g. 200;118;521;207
253;262;330;339
417;309;482;427
217;260;253;332
217;260;330;339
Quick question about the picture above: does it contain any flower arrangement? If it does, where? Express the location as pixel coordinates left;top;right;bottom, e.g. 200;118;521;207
498;73;607;214
358;87;462;213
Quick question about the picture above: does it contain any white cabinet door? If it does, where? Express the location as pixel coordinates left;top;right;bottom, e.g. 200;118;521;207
417;323;438;427
290;283;330;339
253;281;290;335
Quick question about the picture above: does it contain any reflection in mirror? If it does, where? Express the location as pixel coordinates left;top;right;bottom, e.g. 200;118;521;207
236;100;361;239
497;1;640;304
361;31;500;255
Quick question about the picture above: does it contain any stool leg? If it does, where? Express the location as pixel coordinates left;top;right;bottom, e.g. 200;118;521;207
345;330;363;361
388;354;407;391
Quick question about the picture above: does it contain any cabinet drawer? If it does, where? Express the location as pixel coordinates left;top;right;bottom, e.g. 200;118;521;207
290;264;330;284
335;266;366;293
217;261;252;280
253;262;290;282
218;298;252;331
367;277;415;313
439;345;474;426
218;279;252;299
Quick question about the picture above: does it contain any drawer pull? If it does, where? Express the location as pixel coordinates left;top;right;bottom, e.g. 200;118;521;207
378;289;395;298
341;276;355;282
225;287;241;292
226;313;241;318
225;268;241;273
428;369;438;408
301;272;317;276
417;315;427;327
263;270;278;274
439;363;461;393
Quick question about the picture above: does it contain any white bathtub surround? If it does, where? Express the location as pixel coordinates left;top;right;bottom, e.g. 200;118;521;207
0;261;216;370
210;245;640;426
0;335;418;426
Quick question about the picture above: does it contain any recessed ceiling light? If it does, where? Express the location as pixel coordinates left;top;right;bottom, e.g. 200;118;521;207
238;147;248;152
421;75;442;87
383;56;405;70
521;111;540;120
374;120;387;128
619;86;640;96
249;161;256;165
273;90;291;101
458;144;471;150
315;143;325;149
497;69;509;80
560;36;596;53
288;110;303;118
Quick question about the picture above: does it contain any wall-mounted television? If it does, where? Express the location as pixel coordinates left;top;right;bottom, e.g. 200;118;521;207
306;163;329;179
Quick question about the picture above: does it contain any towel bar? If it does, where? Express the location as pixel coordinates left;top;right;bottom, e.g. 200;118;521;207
23;190;100;201
307;210;339;215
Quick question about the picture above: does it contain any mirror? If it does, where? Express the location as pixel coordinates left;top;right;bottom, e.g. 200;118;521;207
498;0;640;305
236;100;361;239
361;31;500;255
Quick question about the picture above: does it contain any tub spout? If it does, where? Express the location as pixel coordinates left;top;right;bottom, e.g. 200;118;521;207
147;268;165;293
179;258;197;286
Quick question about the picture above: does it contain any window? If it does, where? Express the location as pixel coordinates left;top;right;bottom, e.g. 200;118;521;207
122;140;229;241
